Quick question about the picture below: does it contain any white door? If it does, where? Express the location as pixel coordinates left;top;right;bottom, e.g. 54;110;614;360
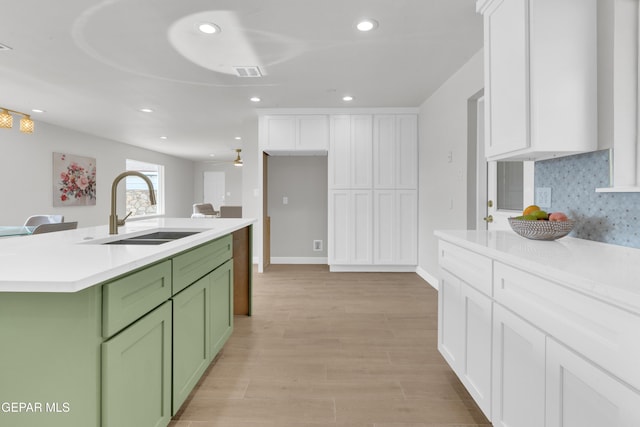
476;96;534;230
486;161;534;230
203;171;225;207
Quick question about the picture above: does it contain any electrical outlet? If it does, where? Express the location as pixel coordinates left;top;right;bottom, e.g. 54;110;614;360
283;196;288;205
535;187;551;208
313;240;323;251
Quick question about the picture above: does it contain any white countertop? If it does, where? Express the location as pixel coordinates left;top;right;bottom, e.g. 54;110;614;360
0;217;255;293
435;230;640;315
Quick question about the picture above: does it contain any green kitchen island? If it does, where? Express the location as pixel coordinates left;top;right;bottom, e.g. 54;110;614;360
0;217;254;427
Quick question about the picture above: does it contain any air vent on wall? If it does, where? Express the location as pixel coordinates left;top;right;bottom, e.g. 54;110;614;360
0;43;13;51
233;66;262;78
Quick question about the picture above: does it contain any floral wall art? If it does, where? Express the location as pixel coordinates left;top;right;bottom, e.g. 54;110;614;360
53;152;96;206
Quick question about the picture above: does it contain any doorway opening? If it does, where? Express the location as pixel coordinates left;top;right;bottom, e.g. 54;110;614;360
468;92;534;230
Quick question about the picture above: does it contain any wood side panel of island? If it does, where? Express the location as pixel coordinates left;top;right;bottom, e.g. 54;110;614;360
232;225;252;315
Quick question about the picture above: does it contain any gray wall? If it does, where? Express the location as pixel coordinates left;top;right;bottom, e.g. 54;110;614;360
267;156;328;261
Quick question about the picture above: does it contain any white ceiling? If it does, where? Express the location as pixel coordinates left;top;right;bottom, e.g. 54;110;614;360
0;0;482;161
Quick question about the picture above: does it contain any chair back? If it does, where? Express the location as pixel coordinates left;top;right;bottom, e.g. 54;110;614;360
31;221;78;234
192;203;218;217
219;206;242;218
24;215;64;226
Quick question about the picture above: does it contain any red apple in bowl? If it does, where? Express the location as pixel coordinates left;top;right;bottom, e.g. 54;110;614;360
549;212;568;222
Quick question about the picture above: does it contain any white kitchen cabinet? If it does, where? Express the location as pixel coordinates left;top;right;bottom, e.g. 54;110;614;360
438;269;464;370
328;113;417;270
438;270;493;418
493;261;640;392
260;115;328;152
461;283;492;418
329;115;373;189
478;0;597;160
546;338;640;427
436;230;640;427
373;115;418;189
438;243;492;419
492;303;546;427
328;189;372;265
373;189;417;265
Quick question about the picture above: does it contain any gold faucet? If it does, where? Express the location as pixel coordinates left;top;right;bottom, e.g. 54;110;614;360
109;171;157;234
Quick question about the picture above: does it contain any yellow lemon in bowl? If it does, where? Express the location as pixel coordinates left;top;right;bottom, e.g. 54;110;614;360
522;205;541;216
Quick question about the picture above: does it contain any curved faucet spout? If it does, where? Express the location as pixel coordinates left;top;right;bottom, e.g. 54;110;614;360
109;171;157;234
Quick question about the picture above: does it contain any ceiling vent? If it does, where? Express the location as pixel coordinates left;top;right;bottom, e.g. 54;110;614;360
0;43;13;51
233;66;262;78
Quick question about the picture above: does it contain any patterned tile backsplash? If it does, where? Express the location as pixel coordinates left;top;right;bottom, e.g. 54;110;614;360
535;149;640;248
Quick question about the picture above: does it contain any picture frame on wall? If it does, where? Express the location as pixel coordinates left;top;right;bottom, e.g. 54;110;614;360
53;152;97;206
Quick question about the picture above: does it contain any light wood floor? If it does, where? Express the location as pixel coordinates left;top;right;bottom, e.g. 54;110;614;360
170;264;490;427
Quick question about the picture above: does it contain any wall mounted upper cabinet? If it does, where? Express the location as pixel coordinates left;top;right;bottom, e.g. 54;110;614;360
260;115;329;154
478;0;597;161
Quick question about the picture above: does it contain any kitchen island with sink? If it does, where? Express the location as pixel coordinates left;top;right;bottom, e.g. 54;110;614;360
0;217;254;427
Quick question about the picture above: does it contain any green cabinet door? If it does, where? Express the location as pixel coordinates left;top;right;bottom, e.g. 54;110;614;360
102;301;172;427
172;275;210;414
210;259;234;357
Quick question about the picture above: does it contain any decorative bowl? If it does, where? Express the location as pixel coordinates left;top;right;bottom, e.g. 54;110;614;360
508;218;575;241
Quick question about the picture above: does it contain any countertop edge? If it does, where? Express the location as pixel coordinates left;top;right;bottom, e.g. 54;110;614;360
0;218;255;293
435;229;640;316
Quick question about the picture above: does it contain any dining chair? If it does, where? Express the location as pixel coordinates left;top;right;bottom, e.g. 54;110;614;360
219;206;242;218
191;203;219;218
31;221;78;234
24;214;64;226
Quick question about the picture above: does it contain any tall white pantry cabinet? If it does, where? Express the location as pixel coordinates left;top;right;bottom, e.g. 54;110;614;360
328;114;418;270
259;111;418;271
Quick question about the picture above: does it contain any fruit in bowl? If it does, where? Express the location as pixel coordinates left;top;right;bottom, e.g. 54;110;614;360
549;212;568;222
509;206;574;240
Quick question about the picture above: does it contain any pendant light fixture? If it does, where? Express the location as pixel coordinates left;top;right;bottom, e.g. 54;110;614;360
20;115;34;133
0;107;35;133
233;149;243;167
0;109;13;128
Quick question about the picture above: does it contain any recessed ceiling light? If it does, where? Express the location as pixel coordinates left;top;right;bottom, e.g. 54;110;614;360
209;154;216;157
357;19;378;32
139;108;154;113
159;136;168;140
198;23;220;34
235;136;242;140
342;95;354;102
31;109;45;113
250;97;261;103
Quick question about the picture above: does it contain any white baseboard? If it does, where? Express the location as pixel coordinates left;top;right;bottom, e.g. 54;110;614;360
329;265;417;273
416;266;439;290
271;257;328;264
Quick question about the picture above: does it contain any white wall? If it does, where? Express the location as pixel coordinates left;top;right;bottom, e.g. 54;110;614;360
418;49;484;285
0;121;195;226
193;162;243;207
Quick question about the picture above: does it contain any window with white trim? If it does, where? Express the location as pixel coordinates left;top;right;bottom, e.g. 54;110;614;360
125;159;164;217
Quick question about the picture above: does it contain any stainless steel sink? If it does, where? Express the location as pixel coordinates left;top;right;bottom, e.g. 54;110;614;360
103;231;202;245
